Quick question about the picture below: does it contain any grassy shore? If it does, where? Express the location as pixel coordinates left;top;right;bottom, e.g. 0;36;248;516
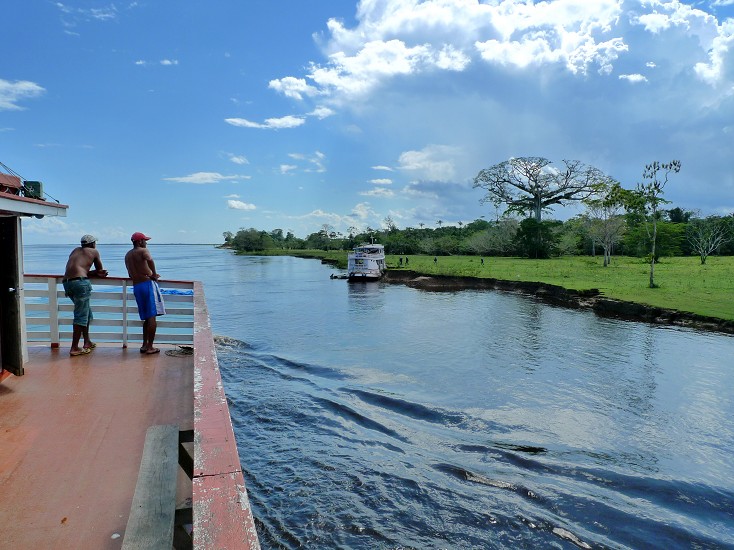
243;249;734;321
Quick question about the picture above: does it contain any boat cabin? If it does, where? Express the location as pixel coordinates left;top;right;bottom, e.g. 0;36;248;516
0;176;68;376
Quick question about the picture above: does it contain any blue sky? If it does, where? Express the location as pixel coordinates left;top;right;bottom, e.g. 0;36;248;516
3;0;733;244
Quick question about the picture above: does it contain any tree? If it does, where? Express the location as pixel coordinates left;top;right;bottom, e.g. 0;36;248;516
584;181;625;266
465;218;519;256
626;160;681;288
666;207;693;223
383;216;398;232
222;231;233;244
473;157;607;222
687;216;731;265
515;218;562;259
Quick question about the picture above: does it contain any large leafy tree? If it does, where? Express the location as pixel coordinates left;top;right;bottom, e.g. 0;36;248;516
473;157;607;222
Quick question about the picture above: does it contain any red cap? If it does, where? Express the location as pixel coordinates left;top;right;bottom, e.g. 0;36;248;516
131;232;151;242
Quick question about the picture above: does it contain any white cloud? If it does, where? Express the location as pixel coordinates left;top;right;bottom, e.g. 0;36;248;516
227;154;249;165
224;194;241;199
0;79;45;110
397;144;461;182
284;151;327;173
360;187;395;197
225;115;306;129
227;200;256;210
694;18;734;85
352;202;378;220
370;179;393;185
269;0;636;105
163;172;247;184
289;209;348;226
160;59;179;66
372;165;394;171
268;76;320;100
308;106;335;119
401;184;438;200
55;3;118;22
619;73;648;83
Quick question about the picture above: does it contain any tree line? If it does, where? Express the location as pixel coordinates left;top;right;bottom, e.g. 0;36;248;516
224;157;733;286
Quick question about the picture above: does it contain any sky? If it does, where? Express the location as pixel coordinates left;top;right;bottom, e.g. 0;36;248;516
2;0;734;244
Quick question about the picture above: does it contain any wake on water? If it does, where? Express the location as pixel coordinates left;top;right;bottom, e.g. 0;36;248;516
214;336;734;550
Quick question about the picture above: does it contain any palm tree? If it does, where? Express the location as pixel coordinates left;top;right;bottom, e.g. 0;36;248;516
418;222;425;229
436;220;443;228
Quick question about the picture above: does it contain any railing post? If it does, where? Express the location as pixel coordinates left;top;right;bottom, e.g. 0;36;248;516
48;277;60;349
122;280;128;349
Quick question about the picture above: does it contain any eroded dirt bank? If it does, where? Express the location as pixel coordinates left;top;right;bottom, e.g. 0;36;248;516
383;270;734;336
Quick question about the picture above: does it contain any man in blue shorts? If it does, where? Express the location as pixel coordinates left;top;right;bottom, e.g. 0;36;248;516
124;231;166;354
63;234;108;356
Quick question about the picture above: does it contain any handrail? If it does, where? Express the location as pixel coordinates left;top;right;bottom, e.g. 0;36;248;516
23;274;195;348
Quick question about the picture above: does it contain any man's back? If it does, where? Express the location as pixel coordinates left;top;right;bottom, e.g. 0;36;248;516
125;247;153;284
64;247;97;278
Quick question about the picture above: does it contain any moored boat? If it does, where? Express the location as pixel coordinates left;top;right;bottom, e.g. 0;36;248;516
347;243;386;281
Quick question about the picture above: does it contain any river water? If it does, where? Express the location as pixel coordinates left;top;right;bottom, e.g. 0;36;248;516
24;244;734;549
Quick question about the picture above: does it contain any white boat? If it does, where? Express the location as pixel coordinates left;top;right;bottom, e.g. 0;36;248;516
347;243;386;281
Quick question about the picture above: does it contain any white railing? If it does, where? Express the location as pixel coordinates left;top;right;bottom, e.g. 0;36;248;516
23;275;194;348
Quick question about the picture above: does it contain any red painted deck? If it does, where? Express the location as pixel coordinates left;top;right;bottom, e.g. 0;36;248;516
0;344;192;549
1;283;260;548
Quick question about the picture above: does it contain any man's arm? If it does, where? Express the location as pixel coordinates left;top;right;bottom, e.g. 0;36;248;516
146;252;159;280
89;250;108;278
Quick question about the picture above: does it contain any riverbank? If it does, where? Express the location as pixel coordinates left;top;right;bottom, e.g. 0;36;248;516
383;270;734;335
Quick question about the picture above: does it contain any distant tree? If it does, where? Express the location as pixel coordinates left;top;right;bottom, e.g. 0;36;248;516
465;218;519;256
624;160;681;288
222;231;233;244
418;222;425;229
383;216;398;232
666;207;693;223
584;181;626;266
232;228;273;251
687;216;731;265
473;157;607;222
436;220;443;228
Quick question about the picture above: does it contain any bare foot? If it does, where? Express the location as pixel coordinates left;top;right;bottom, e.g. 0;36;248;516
70;348;92;357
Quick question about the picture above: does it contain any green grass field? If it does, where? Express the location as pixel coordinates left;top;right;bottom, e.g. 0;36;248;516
246;249;734;321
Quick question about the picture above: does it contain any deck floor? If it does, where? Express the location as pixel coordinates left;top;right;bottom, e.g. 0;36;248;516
0;344;193;549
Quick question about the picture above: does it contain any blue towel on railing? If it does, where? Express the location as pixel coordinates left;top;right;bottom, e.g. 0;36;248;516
160;288;194;296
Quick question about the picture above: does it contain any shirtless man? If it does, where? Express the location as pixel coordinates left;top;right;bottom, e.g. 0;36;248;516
124;232;166;354
63;234;108;356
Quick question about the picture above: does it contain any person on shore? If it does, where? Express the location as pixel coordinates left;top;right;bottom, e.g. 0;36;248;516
63;234;108;356
125;232;166;355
